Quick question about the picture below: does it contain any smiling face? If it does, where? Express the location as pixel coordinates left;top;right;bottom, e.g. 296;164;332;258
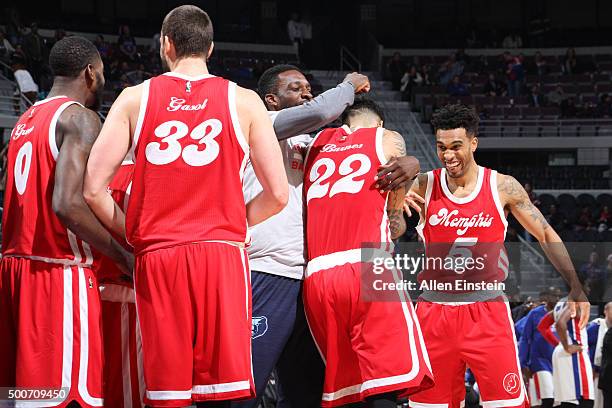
435;128;478;178
265;69;313;110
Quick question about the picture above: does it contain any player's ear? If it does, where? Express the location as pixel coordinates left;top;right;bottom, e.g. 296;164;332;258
85;64;95;87
471;136;478;152
264;93;279;110
163;35;174;59
207;42;214;61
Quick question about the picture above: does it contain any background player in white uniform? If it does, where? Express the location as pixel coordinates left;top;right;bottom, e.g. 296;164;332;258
589;302;612;408
552;298;595;408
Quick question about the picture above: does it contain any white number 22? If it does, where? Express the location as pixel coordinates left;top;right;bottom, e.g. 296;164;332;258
145;119;222;166
307;153;371;203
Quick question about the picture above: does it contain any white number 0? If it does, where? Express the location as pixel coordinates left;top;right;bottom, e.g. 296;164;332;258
145;119;222;166
14;141;33;195
307;153;371;203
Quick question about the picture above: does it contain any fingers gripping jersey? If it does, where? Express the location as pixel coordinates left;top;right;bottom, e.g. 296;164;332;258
303;125;390;260
2;96;94;265
127;73;249;255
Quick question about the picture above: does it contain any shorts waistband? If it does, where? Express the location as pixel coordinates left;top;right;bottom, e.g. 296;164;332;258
1;254;92;267
306;248;392;277
419;290;506;304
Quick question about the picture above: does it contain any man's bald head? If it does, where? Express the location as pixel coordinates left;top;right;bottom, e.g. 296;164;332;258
605;302;612;326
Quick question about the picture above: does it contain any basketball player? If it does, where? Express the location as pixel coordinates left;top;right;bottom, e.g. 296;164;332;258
590;302;612;408
303;99;434;407
0;36;131;407
238;65;367;408
83;5;288;408
519;288;559;408
95;161;145;408
407;104;589;408
239;65;422;408
548;298;594;408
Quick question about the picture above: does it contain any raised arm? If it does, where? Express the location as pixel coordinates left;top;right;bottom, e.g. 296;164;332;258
499;173;590;328
53;105;132;273
84;85;140;238
237;87;288;226
382;129;409;239
273;81;356;140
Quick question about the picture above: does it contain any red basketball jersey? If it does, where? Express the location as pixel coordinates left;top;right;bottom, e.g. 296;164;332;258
126;73;249;255
2;96;94;265
416;166;509;284
304;126;391;260
95;162;134;285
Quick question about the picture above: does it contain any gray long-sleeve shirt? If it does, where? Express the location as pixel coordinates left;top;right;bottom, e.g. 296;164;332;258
242;82;355;279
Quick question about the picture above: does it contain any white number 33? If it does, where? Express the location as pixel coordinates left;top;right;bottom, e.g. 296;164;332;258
145;119;222;166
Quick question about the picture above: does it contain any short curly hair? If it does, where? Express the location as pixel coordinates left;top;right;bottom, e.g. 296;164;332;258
49;36;101;78
431;104;479;137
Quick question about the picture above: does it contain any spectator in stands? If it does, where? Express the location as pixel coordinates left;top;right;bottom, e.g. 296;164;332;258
438;54;463;86
512;296;535;321
6;7;23;46
121;63;151;86
300;13;313;66
22;22;45;82
547;84;566;106
94;34;111;62
11;56;38;103
0;29;15;64
47;28;66;50
599;206;611;227
419;64;432;86
528;84;546;107
561;96;578;118
505;55;524;97
387;52;405;91
562;47;578;75
534;51;548;76
447;75;470;97
400;65;423;100
502;33;523;49
118;24;138;62
287;12;303;60
455;48;470;64
580;251;606;303
546;204;567;232
578;206;594;227
597;94;612;118
483;73;506;97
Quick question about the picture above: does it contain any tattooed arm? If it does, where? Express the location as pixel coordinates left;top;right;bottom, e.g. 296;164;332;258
498;173;590;328
382;129;409;239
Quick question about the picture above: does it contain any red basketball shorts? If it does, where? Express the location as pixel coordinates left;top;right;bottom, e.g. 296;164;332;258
134;242;254;407
100;283;145;408
409;299;529;408
0;256;104;407
303;255;434;407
